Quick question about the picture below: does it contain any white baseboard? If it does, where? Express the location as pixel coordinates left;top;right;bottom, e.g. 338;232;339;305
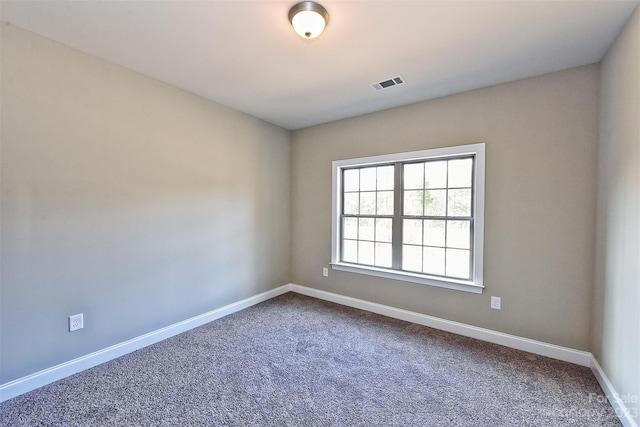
0;284;291;403
590;356;639;427
289;283;591;366
3;281;636;427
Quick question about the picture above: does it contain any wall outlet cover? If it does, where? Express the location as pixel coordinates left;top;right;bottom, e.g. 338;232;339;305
69;314;84;332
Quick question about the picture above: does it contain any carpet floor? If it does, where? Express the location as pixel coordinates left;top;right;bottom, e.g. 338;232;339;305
0;292;621;426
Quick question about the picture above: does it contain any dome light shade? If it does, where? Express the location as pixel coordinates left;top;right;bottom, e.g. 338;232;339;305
288;1;329;39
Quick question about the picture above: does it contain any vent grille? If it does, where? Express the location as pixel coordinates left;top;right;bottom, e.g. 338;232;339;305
371;75;405;91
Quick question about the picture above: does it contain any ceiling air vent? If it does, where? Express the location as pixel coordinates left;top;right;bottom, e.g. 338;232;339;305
371;75;405;91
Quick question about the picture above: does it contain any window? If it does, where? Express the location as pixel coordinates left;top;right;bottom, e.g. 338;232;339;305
331;143;485;293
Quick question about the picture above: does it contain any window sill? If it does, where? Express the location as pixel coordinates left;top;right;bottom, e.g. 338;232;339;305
330;263;484;294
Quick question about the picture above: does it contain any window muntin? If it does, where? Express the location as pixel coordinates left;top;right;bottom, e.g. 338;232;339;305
331;143;485;294
400;157;474;280
341;165;395;268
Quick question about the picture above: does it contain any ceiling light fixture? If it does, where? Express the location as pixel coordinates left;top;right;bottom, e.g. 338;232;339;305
288;1;329;39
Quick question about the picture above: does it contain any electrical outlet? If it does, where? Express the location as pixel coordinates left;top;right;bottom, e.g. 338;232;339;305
490;296;501;310
69;314;84;332
322;267;329;277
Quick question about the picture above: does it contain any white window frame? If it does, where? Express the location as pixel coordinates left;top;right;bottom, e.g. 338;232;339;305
331;143;485;294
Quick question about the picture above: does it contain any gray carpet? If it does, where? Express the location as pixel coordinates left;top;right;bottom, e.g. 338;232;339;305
0;292;621;426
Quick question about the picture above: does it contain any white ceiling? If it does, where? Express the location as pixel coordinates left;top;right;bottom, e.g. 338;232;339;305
1;0;638;130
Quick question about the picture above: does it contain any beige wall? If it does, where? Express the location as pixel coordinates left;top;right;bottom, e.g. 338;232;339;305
292;65;599;351
594;6;640;422
0;24;291;383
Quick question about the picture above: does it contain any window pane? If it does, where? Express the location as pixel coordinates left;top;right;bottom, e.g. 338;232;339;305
424;161;447;189
377;166;394;190
424;219;446;247
403;219;423;245
376;191;394;215
343;239;358;263
448;189;471;216
359;241;375;265
403;190;424;216
447;220;470;249
360;167;377;191
423;247;445;276
446;248;470;278
403;163;424;189
343;217;358;239
424;190;447;216
402;245;422;272
375;243;392;268
448;158;472;188
344;193;359;215
359;218;375;241
360;192;376;215
344;169;359;192
376;218;392;243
